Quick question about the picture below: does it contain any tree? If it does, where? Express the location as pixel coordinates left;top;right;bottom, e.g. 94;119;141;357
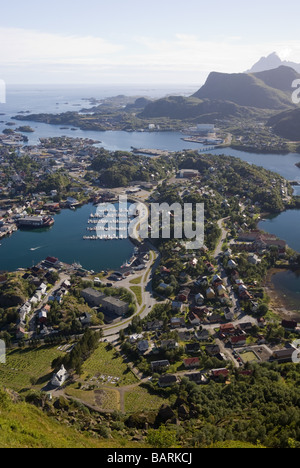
147;425;177;448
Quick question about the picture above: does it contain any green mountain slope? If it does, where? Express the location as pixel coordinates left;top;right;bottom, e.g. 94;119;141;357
252;66;300;92
138;95;263;122
268;107;300;140
140;66;298;122
192;68;295;109
0;389;148;449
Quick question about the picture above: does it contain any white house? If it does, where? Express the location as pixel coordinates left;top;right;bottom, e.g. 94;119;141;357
212;275;223;284
206;288;216;299
248;254;261;265
38;283;47;295
195;293;205;305
19;302;31;322
51;365;69;388
129;334;144;344
30;294;41;305
217;285;227;296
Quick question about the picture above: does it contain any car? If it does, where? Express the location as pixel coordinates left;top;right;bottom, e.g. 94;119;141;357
106;283;113;287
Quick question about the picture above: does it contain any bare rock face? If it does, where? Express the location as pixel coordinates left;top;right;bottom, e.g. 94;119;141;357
157;404;176;423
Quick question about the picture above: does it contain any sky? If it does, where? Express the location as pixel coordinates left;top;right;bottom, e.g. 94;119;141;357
1;0;300;85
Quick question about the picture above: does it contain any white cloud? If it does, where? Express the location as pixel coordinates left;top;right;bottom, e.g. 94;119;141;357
131;34;300;73
2;27;300;84
0;27;124;66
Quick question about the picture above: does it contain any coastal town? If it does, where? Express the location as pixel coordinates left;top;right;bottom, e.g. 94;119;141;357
1;128;300;448
3;0;300;450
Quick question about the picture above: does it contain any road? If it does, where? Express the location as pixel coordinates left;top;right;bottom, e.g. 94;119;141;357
101;247;162;338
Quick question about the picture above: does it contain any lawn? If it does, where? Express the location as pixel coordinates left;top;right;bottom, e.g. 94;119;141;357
124;384;169;413
0;345;65;391
129;276;142;285
81;343;138;387
239;350;260;363
129;286;143;306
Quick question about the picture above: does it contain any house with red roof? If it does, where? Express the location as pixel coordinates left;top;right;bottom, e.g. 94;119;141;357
230;335;247;347
211;368;229;379
184;357;200;369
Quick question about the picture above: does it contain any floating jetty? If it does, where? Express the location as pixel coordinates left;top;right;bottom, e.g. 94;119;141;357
84;205;137;241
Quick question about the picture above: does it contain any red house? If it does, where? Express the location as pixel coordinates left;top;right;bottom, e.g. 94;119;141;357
184;357;200;369
177;289;190;303
220;323;236;336
211;368;229;379
230;335;247;346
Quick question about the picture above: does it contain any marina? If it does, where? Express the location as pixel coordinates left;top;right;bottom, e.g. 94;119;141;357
83;204;137;241
0;203;134;272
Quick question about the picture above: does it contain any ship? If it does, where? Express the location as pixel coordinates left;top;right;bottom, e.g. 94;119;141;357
17;216;54;229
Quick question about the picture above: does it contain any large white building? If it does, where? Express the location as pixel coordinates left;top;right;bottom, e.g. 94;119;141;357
196;124;215;134
51;365;69;388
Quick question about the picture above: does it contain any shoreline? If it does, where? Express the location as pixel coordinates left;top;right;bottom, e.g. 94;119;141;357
264;267;300;321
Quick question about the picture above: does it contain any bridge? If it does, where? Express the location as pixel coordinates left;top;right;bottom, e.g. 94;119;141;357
198;146;217;153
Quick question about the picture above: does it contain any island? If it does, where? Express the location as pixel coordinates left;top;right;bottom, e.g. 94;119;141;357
16;125;35;133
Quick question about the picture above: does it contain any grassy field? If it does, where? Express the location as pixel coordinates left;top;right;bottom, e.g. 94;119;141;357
124;384;169;413
129;276;142;285
65;386;120;412
81;343;138;387
129;286;142;306
0;345;65;392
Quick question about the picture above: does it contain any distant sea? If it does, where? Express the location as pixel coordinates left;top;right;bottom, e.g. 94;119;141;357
1;83;199;118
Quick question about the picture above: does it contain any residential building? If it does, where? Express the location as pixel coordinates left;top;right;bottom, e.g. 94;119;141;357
137;340;149;353
211;368;229;379
101;296;129;316
151;360;170;371
186;343;200;354
158;375;178;388
170;317;185;328
184;357;200;369
186;373;208;385
81;288;105;307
